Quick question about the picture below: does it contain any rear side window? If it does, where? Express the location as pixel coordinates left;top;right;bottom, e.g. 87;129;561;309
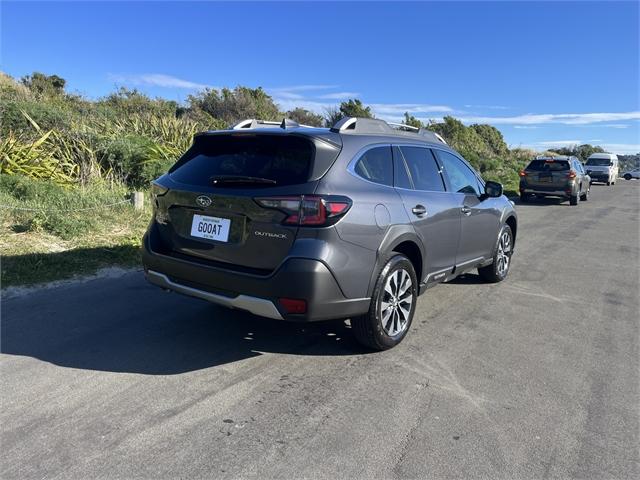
354;146;393;186
169;135;314;187
526;160;570;172
392;146;413;189
399;146;445;192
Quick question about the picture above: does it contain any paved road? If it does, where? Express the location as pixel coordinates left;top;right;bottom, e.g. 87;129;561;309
2;181;639;479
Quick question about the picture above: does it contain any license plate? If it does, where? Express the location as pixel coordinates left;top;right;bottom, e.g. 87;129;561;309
190;214;231;242
539;174;552;182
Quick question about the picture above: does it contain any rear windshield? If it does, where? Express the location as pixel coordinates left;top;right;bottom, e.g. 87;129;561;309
526;160;570;172
586;158;611;166
169;134;314;187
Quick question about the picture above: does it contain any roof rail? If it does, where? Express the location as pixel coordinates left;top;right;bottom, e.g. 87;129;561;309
387;121;420;132
230;118;315;130
535;154;575;161
330;117;448;145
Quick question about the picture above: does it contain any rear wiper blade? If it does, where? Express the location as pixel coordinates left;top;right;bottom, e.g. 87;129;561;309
210;175;277;185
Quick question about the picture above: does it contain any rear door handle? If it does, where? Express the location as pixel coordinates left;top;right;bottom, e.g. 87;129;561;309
461;206;472;216
412;205;427;216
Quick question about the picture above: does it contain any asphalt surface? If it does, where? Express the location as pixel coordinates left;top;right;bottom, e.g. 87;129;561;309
2;181;639;479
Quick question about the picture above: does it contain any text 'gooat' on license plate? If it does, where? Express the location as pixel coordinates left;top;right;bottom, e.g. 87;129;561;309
190;214;231;242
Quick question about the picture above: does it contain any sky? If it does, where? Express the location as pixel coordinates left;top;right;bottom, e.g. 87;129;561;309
2;1;639;154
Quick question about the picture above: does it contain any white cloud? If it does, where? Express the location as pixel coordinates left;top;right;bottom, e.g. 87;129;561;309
459;111;640;125
269;84;338;92
577;123;631;129
597;143;640;155
318;92;361;100
268;87;454;122
513;125;539;129
464;104;510;110
369;103;453;119
519;141;640;155
109;73;213;90
534;140;584;147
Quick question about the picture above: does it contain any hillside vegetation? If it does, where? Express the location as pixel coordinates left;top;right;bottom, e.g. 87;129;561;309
0;71;625;286
1;70;544;192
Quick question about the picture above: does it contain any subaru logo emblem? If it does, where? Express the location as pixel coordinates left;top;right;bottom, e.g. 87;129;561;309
195;195;212;207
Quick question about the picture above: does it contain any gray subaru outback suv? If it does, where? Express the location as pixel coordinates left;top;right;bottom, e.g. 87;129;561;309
142;117;517;350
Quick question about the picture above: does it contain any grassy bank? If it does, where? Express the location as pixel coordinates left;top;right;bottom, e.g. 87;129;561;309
0;175;149;287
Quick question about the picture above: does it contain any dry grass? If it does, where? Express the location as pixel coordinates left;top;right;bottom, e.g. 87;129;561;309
0;176;151;287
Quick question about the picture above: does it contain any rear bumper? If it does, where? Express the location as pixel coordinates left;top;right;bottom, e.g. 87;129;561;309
520;187;571;197
142;225;370;322
587;171;610;182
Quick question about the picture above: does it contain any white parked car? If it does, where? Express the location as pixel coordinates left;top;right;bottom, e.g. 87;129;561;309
622;168;640;180
585;153;619;186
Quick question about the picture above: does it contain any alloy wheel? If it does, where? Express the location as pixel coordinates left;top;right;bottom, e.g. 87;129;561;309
496;230;512;277
380;268;413;336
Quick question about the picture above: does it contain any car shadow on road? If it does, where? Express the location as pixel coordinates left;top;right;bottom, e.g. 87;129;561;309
446;273;486;285
510;196;568;207
1;273;370;375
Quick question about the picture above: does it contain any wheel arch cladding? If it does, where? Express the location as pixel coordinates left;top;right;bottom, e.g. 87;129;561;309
505;215;517;247
367;228;425;298
391;241;423;283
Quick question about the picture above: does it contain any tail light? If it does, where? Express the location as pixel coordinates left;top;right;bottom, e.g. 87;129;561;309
519;170;527;177
255;195;351;226
566;171;577;179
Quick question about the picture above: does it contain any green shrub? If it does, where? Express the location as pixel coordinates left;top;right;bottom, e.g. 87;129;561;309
95;134;156;187
0;100;73;136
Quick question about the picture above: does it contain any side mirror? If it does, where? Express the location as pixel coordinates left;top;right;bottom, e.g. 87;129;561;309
610;162;614;166
484;181;503;198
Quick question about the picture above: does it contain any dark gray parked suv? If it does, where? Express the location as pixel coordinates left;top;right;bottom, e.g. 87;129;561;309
142;117;518;350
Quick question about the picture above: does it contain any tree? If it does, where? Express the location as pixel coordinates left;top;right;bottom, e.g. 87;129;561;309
286;107;324;127
402;112;424;129
470;124;508;156
21;72;66;97
188;86;281;125
549;144;606;162
575;144;606;162
339;99;374;118
323;106;343;127
100;87;178;116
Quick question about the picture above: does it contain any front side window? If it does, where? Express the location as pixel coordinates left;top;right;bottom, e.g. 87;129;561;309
399;146;445;192
354;146;393;186
436;150;481;195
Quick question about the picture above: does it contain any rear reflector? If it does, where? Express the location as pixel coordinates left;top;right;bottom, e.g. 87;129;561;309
279;298;307;314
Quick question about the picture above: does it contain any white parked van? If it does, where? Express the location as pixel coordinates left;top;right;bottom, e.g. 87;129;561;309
585;153;619;185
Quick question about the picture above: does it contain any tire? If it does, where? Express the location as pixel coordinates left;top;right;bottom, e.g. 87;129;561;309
478;225;514;283
606;181;611;186
520;192;530;203
624;174;632;180
351;254;417;351
569;193;579;206
580;185;589;202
